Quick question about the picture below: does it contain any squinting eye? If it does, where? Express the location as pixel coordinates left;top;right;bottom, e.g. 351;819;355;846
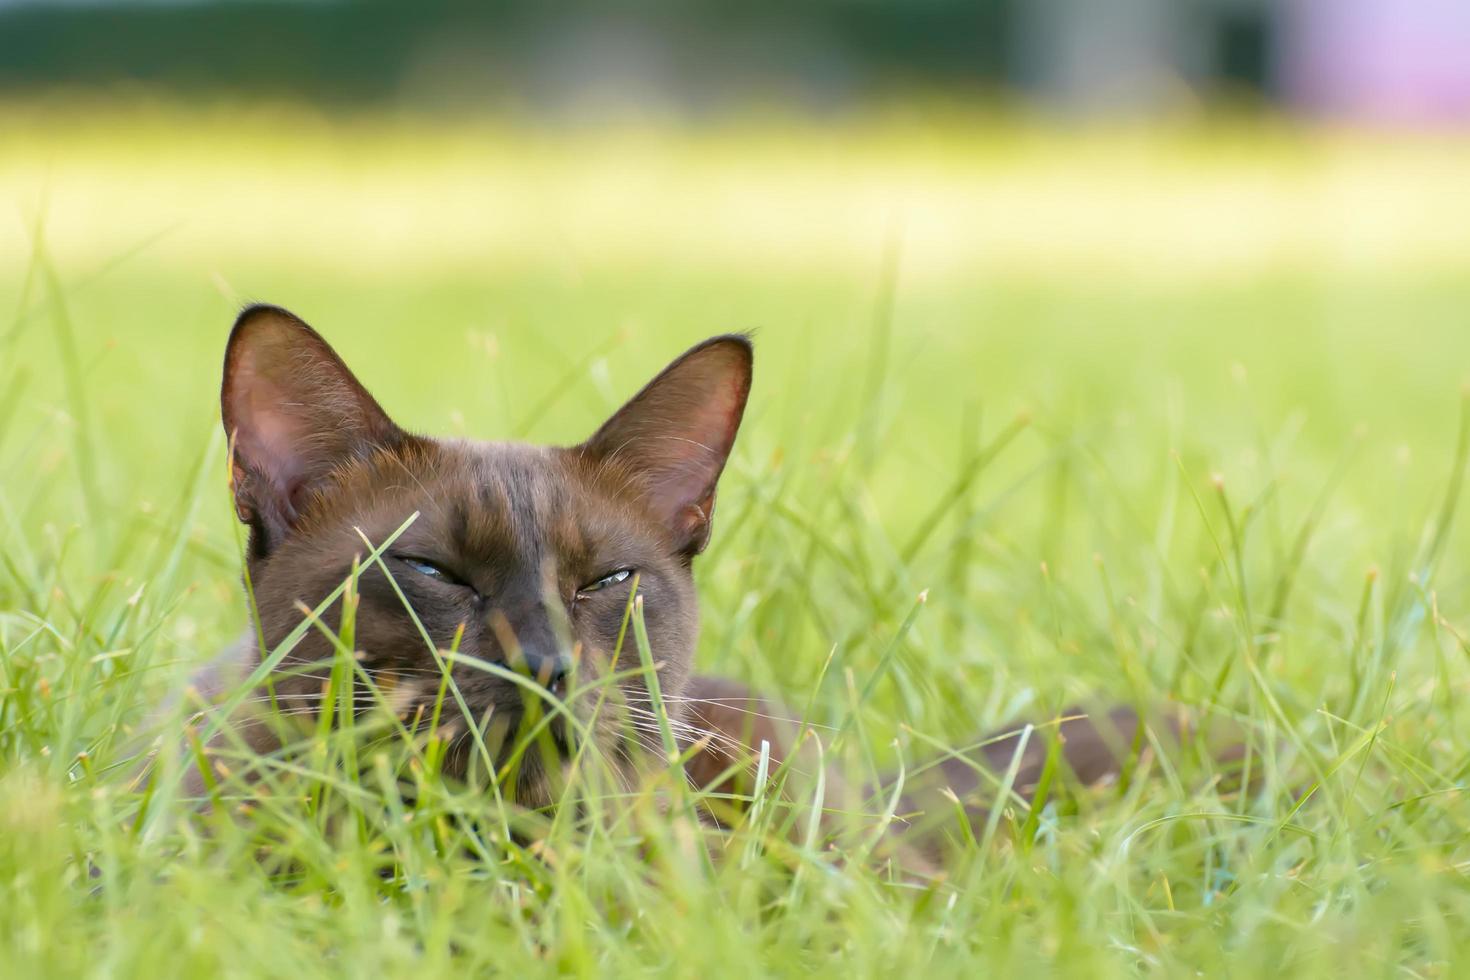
579;568;633;595
403;558;462;586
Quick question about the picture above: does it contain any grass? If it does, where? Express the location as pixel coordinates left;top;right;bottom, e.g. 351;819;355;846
4;102;1470;976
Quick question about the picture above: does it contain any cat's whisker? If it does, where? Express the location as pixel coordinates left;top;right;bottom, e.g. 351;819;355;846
615;703;771;752
616;703;737;740
626;694;833;732
615;712;780;780
228;694;395;710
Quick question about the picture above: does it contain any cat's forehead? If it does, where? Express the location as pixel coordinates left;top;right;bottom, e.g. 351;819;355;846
438;439;561;492
402;438;644;557
311;435;652;566
424;439;572;532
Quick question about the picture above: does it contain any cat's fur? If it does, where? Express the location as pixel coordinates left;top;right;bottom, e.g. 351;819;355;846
180;304;1181;869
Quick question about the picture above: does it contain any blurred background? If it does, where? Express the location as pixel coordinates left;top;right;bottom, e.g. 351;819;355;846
0;0;1468;121
3;0;1470;121
3;0;1470;709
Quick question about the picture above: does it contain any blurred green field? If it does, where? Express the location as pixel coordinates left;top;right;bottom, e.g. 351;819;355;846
4;104;1470;976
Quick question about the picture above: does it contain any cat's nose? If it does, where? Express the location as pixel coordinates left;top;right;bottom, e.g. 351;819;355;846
520;648;571;698
485;602;572;697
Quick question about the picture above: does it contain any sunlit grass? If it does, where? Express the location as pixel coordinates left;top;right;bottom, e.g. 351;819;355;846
4;100;1470;282
4;104;1470;976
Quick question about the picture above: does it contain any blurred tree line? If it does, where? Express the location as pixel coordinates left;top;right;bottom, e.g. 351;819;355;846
0;0;1269;115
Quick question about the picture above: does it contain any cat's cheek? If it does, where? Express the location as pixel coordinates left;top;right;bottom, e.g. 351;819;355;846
571;591;635;647
355;577;477;654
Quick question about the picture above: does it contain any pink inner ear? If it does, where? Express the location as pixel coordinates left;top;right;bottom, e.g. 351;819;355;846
583;336;752;542
221;305;404;540
648;379;745;511
231;358;312;493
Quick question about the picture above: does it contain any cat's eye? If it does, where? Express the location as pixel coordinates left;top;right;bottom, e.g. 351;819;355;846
402;557;465;587
578;568;633;596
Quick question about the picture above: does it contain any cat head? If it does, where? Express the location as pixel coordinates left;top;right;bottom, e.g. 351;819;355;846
220;304;752;798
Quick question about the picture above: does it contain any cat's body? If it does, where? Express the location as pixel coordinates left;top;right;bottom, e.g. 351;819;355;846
173;304;1180;871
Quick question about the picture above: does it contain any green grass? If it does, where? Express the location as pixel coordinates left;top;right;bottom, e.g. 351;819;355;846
5;104;1470;977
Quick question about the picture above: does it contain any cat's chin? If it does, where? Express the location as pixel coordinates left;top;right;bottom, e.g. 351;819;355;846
432;702;613;776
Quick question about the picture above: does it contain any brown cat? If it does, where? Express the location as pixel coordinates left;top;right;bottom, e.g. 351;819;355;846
175;304;1182;871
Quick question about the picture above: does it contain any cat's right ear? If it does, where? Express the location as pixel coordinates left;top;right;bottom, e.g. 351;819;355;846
580;334;753;557
221;305;404;557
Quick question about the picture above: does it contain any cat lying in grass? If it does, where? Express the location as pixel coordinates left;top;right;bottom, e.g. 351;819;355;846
162;305;1227;874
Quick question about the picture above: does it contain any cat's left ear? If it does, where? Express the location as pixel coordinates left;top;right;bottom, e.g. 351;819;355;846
581;334;753;557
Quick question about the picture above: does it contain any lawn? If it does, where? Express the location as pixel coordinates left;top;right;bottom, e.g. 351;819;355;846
4;102;1470;976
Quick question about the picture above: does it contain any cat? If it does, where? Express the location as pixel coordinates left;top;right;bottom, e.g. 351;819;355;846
169;304;1205;872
